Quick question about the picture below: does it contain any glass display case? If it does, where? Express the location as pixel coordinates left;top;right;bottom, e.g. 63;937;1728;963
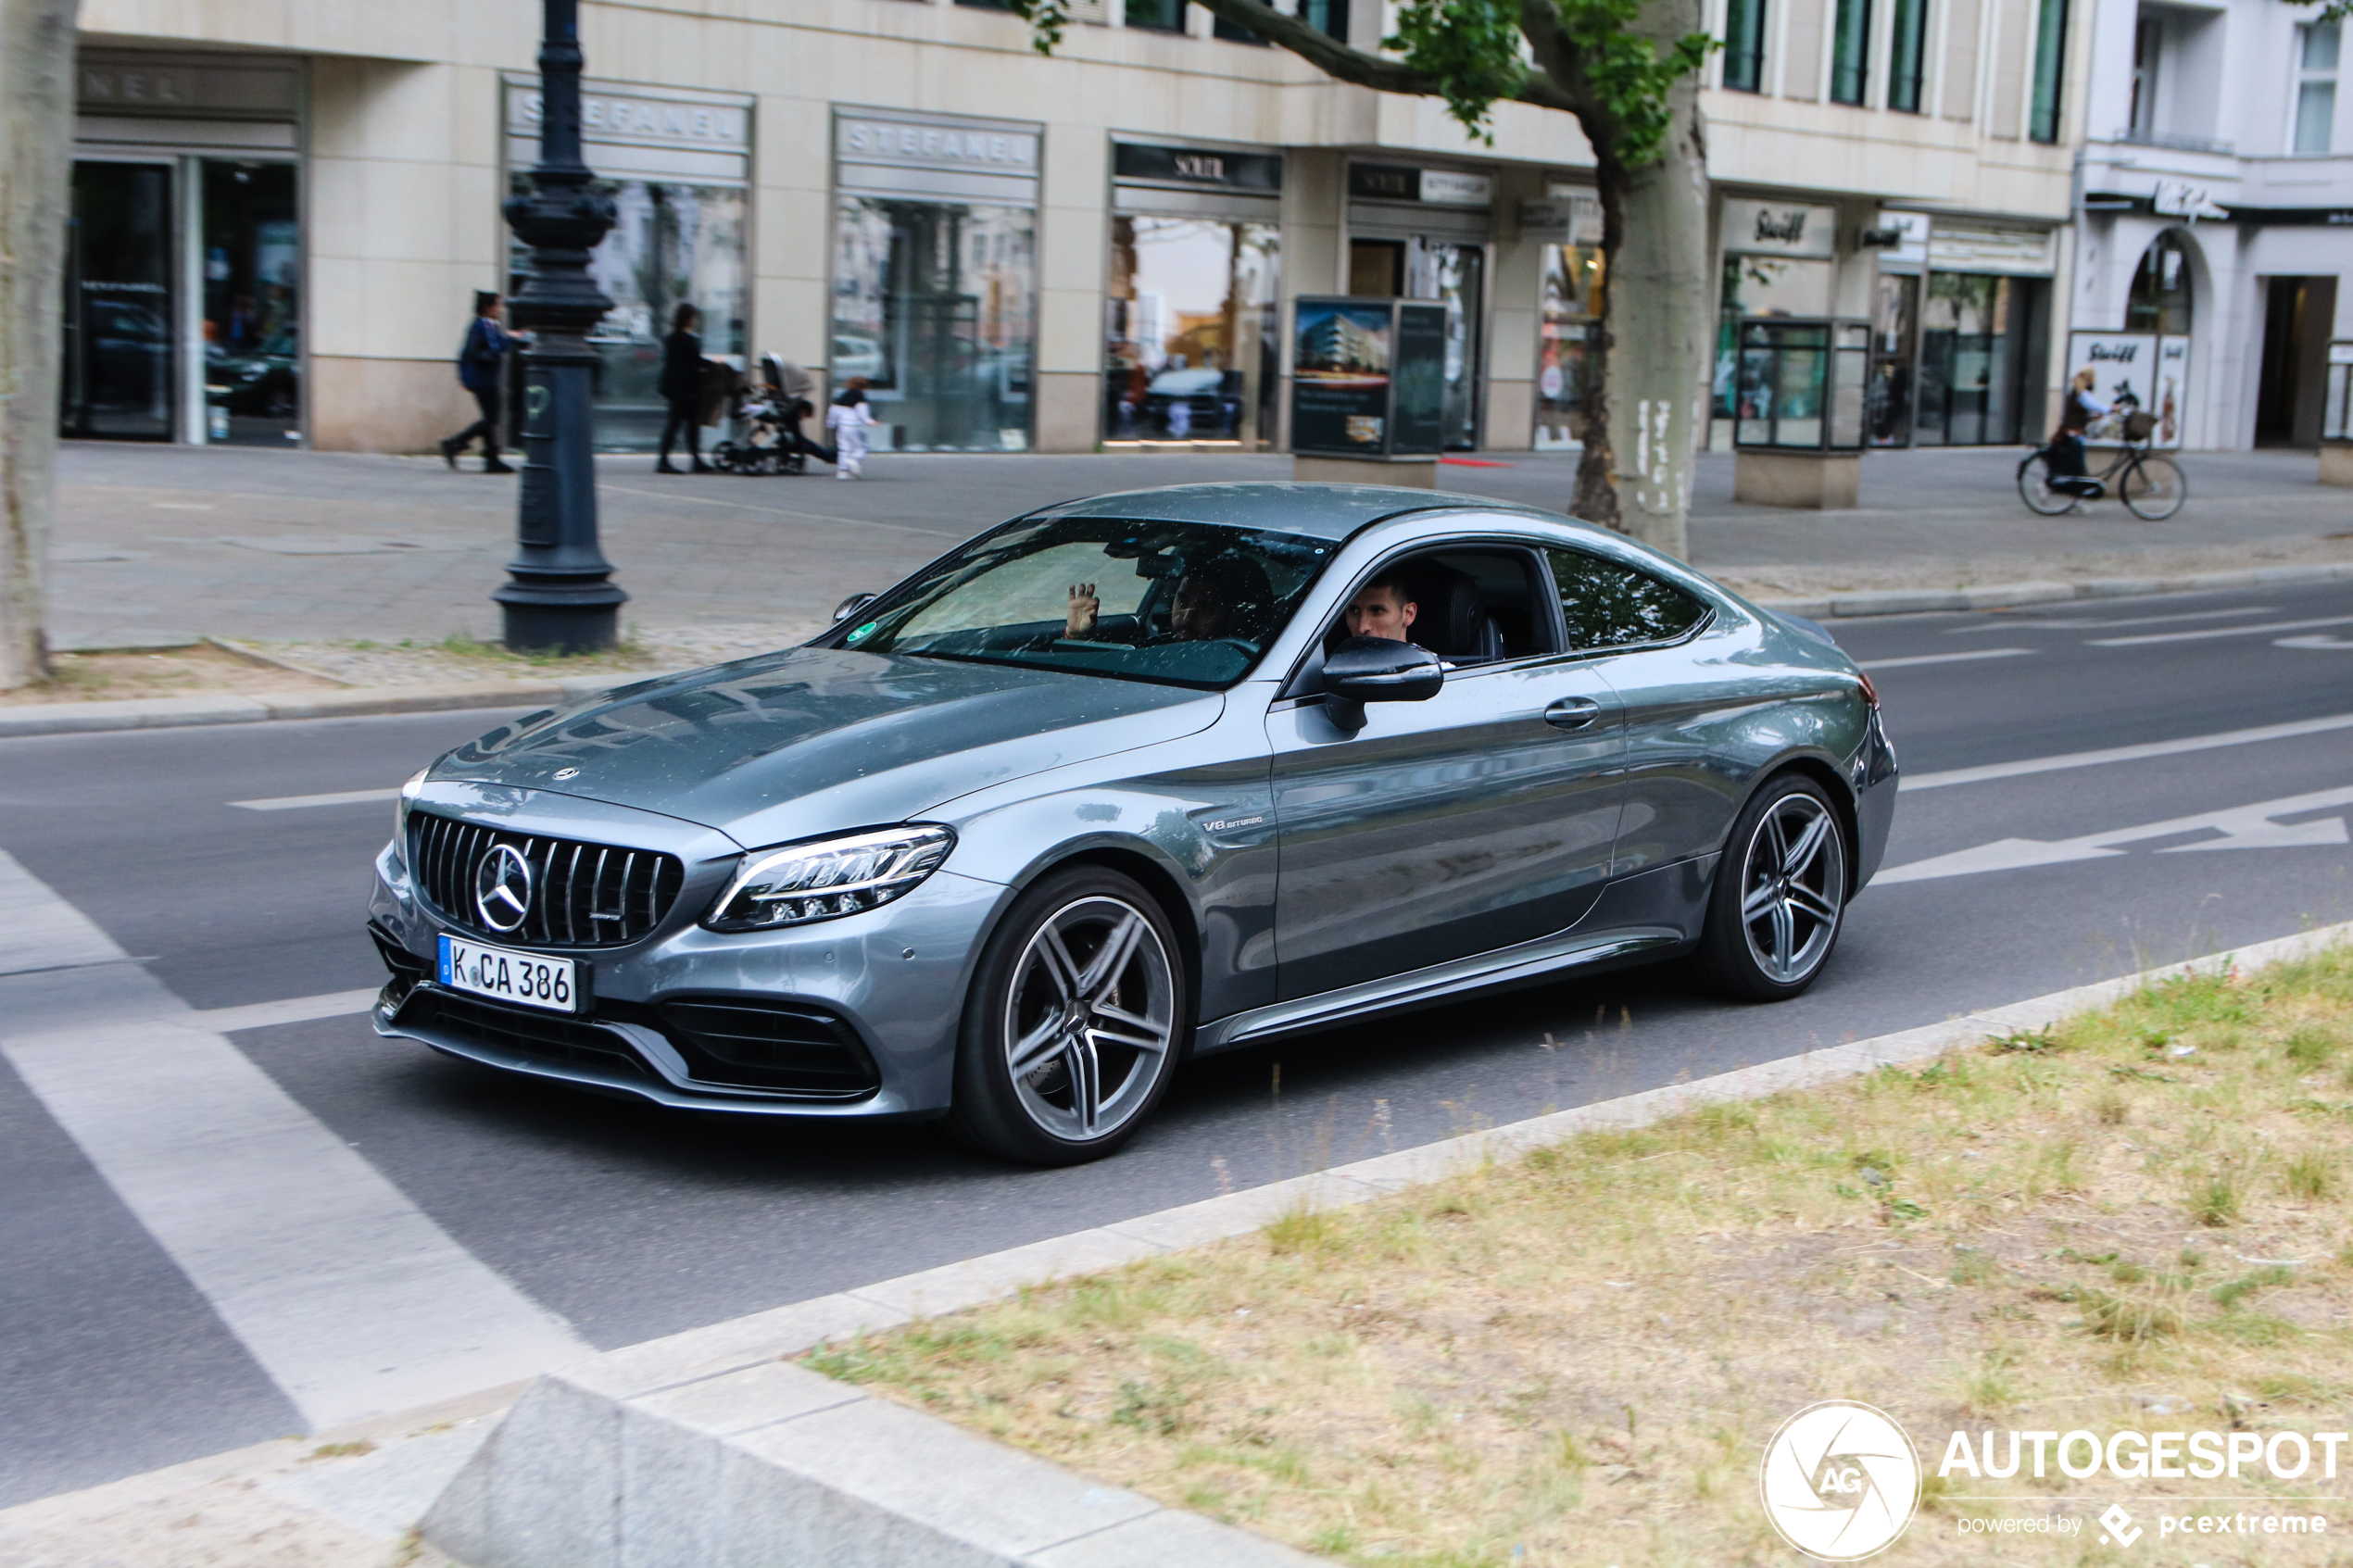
1731;320;1869;452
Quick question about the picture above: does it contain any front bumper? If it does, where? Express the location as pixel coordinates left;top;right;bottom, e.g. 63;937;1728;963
369;838;1007;1118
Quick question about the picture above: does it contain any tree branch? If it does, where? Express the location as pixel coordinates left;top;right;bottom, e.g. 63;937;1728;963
1184;0;1582;115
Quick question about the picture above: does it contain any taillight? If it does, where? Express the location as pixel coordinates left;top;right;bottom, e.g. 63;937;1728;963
1856;671;1881;709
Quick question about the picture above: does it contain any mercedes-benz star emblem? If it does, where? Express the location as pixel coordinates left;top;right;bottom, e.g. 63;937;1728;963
473;844;535;933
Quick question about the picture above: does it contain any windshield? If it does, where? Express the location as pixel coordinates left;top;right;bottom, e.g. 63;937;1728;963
831;516;1335;689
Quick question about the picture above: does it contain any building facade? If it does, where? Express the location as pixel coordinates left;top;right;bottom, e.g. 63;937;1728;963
62;0;2097;458
2070;0;2351;451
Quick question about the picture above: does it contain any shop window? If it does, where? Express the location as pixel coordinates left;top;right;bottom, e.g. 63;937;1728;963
2028;0;2069;142
201;160;301;446
1126;0;1188;31
834;196;1036;452
61;161;174;441
1407;239;1486;450
1102;215;1278;445
513;177;747;452
1348;239;1404;296
1830;0;1871;104
2124;232;2192;336
1722;0;1767;89
2295;19;2339;154
1914;272;2044;445
1535;243;1604;449
1867;272;1917;446
1888;0;1929;110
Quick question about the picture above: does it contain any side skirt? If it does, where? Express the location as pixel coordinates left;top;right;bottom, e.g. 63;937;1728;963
1193;856;1718;1055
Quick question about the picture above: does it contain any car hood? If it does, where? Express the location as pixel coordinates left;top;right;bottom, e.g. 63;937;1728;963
435;646;1224;847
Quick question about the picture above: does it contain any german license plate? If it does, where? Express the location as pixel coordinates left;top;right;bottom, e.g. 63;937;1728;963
437;935;581;1014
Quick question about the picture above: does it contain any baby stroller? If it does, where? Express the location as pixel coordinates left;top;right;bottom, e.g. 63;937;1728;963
712;355;828;475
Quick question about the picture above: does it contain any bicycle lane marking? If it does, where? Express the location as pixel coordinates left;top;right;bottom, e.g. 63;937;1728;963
0;848;590;1430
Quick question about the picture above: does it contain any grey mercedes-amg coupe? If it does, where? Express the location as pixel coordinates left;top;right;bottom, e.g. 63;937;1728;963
369;483;1896;1163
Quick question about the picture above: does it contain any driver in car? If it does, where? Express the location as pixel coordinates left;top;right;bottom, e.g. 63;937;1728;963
1340;571;1418;643
1064;554;1271;645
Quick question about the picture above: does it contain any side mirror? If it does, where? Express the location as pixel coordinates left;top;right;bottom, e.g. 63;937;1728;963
832;593;875;623
1321;636;1442;732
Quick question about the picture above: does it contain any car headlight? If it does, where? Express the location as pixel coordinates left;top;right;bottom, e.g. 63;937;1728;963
393;767;429;856
705;825;955;933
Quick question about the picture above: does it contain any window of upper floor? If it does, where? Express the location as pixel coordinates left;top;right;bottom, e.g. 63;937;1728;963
2295;19;2339;154
1722;0;1768;91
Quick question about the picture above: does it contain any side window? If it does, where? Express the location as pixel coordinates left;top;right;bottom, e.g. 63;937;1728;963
1546;548;1709;649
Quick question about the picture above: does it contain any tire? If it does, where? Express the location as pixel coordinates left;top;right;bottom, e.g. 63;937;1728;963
2017;451;2074;516
1693;774;1850;1002
2120;453;2186;521
945;866;1189;1165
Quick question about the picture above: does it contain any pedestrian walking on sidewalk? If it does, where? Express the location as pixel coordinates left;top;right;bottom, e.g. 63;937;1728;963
657;303;713;473
440;292;515;473
827;378;875;479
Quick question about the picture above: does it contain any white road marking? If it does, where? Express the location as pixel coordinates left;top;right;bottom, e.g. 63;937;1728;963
0;852;123;977
1901;710;2353;791
2089;613;2353;646
2277;633;2353;650
1874;785;2353;884
1948;606;2274;633
0;849;589;1428
198;988;384;1033
1858;647;2035;671
230;787;399;811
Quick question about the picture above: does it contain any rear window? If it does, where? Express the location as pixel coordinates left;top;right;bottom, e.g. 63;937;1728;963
1546;548;1711;649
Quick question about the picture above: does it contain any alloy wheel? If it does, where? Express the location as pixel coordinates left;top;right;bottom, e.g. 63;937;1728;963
1738;793;1847;985
1001;896;1176;1142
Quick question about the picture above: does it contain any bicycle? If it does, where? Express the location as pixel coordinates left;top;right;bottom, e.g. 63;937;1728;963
2018;410;2186;521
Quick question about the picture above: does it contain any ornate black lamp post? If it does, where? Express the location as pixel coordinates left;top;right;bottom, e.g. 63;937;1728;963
495;0;625;653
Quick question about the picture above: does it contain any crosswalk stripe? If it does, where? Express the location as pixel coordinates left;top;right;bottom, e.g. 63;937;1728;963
0;850;590;1429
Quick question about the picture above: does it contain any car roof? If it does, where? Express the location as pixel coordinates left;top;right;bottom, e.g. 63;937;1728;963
1025;482;1563;544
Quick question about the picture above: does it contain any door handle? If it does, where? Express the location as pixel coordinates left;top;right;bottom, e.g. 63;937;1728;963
1543;696;1602;731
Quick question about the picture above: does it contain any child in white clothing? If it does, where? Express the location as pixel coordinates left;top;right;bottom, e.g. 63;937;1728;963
826;378;875;479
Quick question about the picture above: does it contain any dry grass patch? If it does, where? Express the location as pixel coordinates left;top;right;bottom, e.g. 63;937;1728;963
0;644;340;706
805;949;2353;1565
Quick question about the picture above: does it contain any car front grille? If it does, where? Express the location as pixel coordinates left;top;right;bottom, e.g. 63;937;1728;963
409;810;686;948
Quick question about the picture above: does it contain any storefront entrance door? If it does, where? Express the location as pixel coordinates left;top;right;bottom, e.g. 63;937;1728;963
1409;241;1484;450
200;160;301;445
63;162;176;441
1868;273;1917;447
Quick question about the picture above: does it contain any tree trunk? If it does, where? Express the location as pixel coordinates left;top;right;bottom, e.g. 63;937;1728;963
1;0;80;689
1571;3;1710;561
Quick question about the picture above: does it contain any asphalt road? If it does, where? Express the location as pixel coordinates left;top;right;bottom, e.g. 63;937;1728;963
4;575;2350;1505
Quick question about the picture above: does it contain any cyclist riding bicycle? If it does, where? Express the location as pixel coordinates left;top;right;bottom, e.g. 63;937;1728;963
2050;369;2110;494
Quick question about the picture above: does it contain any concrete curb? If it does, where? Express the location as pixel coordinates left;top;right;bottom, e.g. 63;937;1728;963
1754;558;2353;620
422;920;2353;1568
0;671;679;739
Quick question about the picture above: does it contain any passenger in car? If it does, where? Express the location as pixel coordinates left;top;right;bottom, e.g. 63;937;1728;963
1064;554;1273;646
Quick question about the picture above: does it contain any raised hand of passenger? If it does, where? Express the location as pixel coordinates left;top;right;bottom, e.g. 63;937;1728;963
1065;583;1099;638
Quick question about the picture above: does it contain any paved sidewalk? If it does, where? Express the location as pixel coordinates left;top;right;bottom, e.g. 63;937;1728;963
46;440;2350;650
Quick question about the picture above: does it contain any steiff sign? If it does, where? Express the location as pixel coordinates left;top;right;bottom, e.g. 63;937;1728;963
1721;199;1837;258
1290;297;1449;459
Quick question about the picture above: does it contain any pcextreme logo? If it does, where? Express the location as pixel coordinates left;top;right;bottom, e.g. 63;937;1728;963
1760;1401;1924;1562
